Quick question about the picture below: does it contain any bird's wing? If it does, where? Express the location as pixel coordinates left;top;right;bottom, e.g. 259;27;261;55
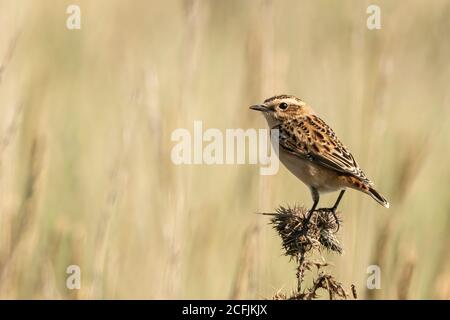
276;115;372;185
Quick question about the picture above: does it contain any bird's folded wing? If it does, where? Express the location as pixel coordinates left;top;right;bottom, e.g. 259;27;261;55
276;116;373;185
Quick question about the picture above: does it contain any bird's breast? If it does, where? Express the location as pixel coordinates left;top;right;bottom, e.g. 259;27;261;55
279;149;345;193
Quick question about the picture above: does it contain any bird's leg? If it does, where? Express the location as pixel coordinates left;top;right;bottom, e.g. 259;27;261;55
304;187;319;227
328;189;346;232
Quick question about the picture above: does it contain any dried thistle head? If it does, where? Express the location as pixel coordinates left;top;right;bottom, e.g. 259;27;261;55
264;205;351;300
267;205;343;257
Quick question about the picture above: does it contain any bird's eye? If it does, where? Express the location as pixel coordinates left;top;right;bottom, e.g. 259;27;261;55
279;102;288;110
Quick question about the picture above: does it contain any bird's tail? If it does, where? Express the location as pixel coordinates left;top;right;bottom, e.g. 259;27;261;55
368;187;390;208
341;175;390;208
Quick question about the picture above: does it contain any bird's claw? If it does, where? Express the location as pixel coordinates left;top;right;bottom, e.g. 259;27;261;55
304;207;340;233
328;207;340;233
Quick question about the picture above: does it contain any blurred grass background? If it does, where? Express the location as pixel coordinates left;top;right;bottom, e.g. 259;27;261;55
0;0;449;299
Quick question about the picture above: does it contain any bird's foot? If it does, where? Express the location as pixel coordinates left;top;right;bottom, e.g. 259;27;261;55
302;209;316;231
324;207;340;233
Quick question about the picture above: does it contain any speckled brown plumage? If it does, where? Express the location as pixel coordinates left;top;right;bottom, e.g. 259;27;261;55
250;94;389;211
277;115;372;186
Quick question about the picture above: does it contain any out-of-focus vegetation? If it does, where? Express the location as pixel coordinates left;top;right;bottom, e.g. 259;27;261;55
0;0;449;299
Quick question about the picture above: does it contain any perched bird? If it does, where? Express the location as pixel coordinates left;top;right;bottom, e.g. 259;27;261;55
250;94;389;225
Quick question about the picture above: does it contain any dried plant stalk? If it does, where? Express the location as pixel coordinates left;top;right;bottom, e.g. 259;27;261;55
263;205;353;300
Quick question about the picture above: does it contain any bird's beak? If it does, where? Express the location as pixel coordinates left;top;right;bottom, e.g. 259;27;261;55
249;104;269;112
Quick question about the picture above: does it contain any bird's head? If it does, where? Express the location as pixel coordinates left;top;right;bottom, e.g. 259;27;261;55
250;95;314;126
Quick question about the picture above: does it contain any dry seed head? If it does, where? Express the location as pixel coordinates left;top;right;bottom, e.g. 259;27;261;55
267;205;343;257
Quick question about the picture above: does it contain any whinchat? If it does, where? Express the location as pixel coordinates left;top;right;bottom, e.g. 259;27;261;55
250;95;389;223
